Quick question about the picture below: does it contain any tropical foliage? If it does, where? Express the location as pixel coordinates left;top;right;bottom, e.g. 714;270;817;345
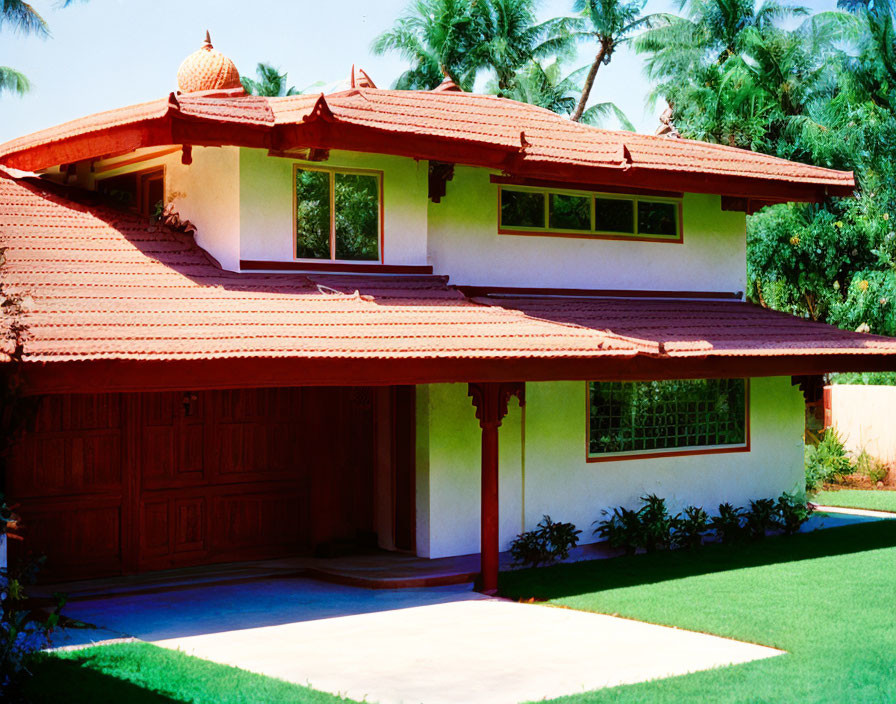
637;0;896;338
373;0;635;125
240;62;300;97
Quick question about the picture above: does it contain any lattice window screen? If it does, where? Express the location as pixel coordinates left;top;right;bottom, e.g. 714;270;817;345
589;379;747;456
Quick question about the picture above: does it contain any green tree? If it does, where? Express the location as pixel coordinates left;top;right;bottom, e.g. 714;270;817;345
567;0;673;121
371;0;483;90
241;62;300;97
473;0;573;97
503;59;635;127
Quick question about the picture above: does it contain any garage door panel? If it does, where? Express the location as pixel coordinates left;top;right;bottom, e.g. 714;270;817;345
209;489;307;555
14;499;122;581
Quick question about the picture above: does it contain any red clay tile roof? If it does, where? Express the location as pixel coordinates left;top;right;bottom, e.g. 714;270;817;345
0;88;853;200
1;171;893;376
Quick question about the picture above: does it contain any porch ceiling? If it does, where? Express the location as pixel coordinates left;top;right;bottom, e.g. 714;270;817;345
2;170;895;394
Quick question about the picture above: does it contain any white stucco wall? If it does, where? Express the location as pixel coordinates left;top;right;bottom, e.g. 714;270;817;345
427;166;748;293
238;148;429;266
415;376;804;559
169;147;241;271
88;146;242;271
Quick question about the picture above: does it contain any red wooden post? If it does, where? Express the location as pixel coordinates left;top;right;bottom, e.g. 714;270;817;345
468;381;525;595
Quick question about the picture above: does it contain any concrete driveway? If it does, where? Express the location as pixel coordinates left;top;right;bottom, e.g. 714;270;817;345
55;578;782;704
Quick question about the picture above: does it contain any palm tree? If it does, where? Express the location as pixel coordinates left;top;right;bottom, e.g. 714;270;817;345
566;0;674;121
505;59;635;128
473;0;575;97
371;0;482;90
241;63;300;97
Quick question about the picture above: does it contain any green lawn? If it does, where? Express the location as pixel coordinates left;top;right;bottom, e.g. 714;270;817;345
25;642;359;704
500;521;896;704
813;489;896;513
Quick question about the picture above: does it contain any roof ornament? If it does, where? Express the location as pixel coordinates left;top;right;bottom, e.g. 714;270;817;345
350;65;377;89
616;142;633;170
655;101;681;139
519;131;531;152
304;93;335;122
176;31;244;95
433;67;463;93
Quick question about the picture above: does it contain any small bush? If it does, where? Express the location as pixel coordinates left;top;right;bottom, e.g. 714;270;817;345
854;450;888;484
594;506;642;556
638;494;674;552
776;492;815;535
744;498;779;539
510;515;581;568
672;506;710;549
710;503;748;544
805;429;852;492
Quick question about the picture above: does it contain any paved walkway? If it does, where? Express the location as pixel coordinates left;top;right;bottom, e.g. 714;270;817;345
54;578;782;704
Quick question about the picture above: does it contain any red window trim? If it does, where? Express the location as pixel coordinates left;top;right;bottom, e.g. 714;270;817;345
293;163;385;264
584;379;751;463
496;185;684;244
240;260;433;275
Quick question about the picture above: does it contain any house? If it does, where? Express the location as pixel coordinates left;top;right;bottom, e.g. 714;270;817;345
2;35;895;593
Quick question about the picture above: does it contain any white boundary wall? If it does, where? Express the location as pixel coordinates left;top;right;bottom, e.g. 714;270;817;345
826;385;896;464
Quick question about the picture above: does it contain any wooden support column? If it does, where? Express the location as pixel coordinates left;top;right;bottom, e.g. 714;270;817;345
468;381;525;594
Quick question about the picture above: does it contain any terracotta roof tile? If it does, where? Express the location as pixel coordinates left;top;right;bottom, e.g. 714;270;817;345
1;172;892;367
0;89;853;193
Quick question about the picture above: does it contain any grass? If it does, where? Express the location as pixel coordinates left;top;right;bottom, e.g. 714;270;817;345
500;520;896;704
813;488;896;512
24;641;359;704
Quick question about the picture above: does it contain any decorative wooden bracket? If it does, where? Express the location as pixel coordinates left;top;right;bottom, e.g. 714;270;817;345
428;161;455;203
468;381;525;429
181;145;193;165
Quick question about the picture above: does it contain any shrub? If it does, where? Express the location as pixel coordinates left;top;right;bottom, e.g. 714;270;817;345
805;429;852;492
710;503;748;544
776;492;815;535
1;556;66;697
637;494;674;552
672;506;710;549
854;450;889;484
744;498;780;539
510;515;581;568
593;506;643;556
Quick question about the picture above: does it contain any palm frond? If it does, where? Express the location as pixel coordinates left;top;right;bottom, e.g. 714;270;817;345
0;66;30;96
580;101;635;130
0;0;49;36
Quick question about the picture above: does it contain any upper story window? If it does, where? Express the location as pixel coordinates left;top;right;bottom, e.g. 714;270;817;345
587;378;748;461
96;166;164;218
499;185;681;242
294;165;382;261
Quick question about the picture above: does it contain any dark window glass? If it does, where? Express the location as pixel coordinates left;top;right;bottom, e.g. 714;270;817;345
335;173;379;261
589;379;746;455
595;198;635;233
501;189;545;228
638;201;678;237
295;168;331;259
549;193;591;231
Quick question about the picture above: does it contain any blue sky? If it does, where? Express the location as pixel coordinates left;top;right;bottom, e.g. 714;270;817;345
0;0;839;143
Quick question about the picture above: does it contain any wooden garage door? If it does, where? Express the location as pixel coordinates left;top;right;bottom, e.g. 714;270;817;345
8;387;382;581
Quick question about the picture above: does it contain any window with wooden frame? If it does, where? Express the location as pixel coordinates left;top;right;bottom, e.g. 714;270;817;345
294;165;382;262
498;185;682;242
587;378;749;461
96;166;165;218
